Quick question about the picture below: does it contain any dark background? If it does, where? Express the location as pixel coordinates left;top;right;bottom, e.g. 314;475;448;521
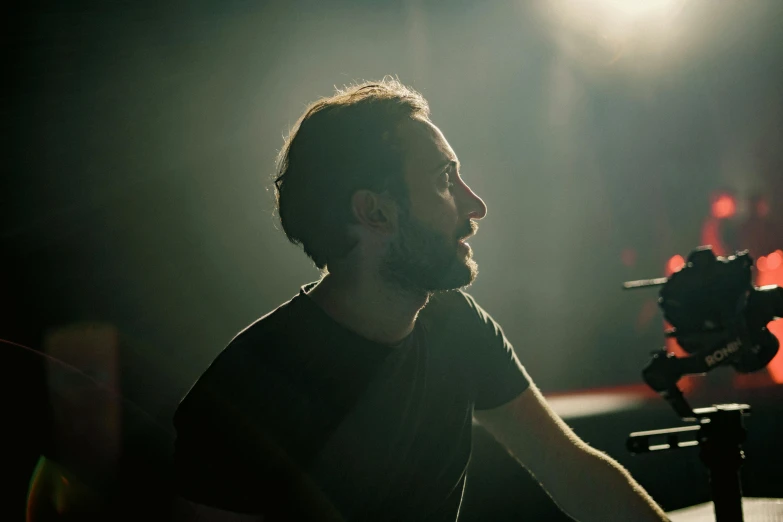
4;1;783;519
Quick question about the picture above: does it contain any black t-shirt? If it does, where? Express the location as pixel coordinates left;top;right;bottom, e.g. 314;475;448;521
173;284;529;522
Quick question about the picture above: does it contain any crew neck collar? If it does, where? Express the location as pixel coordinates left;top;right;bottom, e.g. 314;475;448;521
297;281;418;349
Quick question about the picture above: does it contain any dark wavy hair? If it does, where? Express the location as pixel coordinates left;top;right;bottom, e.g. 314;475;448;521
273;78;430;270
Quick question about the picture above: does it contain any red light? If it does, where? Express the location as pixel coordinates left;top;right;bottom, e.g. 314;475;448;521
756;198;770;218
663;320;697;393
700;219;727;257
767;251;782;271
621;248;637;267
751;249;783;385
711;194;736;219
666;255;685;275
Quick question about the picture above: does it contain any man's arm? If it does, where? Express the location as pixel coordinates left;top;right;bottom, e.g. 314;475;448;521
473;383;669;522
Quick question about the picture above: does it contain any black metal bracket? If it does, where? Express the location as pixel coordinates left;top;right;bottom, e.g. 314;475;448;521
628;404;750;522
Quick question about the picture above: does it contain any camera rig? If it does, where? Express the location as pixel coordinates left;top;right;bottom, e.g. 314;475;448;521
623;246;783;522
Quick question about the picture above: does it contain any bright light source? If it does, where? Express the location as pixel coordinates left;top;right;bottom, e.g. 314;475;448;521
711;194;736;219
538;0;687;69
666;254;685;275
754;250;783;384
592;0;681;19
767;251;782;271
546;0;682;28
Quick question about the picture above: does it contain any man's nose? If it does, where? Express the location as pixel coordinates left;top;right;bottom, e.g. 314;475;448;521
459;182;488;220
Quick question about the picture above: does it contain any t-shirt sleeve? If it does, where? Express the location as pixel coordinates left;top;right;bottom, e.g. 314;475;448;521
442;290;530;410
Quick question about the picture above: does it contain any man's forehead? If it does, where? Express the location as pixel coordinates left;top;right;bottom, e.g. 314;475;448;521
399;118;458;172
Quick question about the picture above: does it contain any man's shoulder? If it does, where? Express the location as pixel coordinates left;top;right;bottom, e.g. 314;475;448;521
422;289;507;346
206;288;323;377
229;293;301;352
174;292;309;416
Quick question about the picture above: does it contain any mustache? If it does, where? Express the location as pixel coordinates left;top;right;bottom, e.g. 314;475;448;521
457;221;478;241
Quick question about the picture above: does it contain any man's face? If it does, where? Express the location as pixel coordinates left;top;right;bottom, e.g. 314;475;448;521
380;118;488;293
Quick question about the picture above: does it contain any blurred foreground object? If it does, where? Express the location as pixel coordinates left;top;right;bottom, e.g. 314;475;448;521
7;324;175;521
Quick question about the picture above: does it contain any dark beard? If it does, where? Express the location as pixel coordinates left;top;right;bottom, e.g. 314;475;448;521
379;212;478;294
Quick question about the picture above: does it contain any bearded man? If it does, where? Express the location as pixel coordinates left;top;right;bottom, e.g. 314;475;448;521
172;79;669;522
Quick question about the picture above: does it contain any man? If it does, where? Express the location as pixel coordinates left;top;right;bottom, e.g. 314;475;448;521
173;79;669;521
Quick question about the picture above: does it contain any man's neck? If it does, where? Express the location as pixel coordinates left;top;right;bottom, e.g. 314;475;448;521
306;271;430;346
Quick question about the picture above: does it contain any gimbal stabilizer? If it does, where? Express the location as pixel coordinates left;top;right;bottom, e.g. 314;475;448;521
623;246;783;522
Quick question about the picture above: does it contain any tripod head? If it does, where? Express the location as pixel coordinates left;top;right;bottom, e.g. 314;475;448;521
624;246;783;420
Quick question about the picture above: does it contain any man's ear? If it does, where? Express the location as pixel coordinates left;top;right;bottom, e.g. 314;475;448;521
351;189;398;236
